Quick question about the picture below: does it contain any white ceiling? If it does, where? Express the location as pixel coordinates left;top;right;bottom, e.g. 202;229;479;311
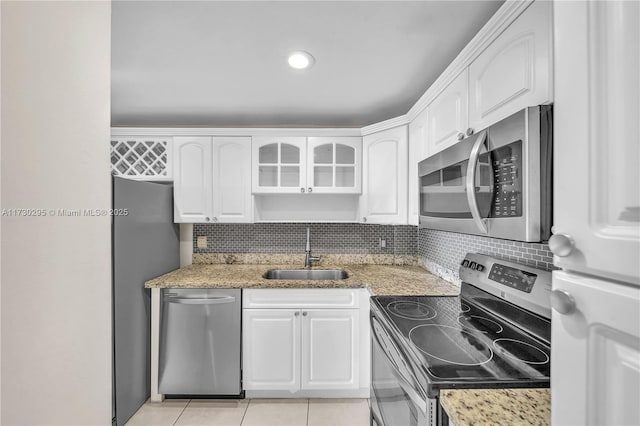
111;1;504;128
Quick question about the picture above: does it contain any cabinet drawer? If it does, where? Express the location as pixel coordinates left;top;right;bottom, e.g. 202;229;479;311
243;289;360;309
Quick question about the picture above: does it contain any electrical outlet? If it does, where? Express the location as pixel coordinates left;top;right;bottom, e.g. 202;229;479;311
196;236;208;249
379;238;386;248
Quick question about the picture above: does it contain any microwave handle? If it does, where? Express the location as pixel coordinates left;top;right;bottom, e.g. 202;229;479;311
466;130;489;234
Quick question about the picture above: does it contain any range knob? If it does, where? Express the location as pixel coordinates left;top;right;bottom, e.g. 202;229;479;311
475;264;485;272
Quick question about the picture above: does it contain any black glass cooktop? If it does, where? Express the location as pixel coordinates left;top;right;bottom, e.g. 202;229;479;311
371;294;550;392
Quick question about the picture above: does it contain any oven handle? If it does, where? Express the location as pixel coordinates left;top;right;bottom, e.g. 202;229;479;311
465;130;489;234
370;315;429;414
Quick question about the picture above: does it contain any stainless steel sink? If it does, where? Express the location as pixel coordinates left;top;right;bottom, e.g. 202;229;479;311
263;269;349;280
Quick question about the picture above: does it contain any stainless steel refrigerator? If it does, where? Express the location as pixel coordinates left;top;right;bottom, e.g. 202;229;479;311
112;177;180;425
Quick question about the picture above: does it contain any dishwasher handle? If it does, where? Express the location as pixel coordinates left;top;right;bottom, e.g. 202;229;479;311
165;295;236;305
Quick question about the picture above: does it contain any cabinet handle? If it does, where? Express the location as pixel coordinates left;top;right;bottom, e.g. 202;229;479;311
302;311;308;316
466;128;475;136
308;187;313;193
300;187;306;193
549;233;575;257
551;290;576;315
294;312;300;317
457;132;465;141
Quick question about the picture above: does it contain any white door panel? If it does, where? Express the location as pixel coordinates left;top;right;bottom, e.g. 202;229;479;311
553;0;640;284
551;271;640;425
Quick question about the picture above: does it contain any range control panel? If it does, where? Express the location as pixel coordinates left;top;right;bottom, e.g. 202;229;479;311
458;253;552;320
488;264;537;293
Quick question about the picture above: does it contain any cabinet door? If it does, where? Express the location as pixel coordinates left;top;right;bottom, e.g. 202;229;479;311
360;126;408;224
212;136;252;223
172;137;213;223
242;309;300;391
306;137;361;194
252;137;307;193
425;69;469;156
408;109;428;226
552;0;640;284
468;0;552;132
301;309;359;390
551;271;640;425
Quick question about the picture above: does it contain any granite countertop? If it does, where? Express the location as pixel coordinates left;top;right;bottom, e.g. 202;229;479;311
440;388;551;426
145;263;460;296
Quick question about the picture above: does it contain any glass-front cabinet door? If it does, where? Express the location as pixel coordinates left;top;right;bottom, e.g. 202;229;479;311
252;137;307;193
306;137;361;194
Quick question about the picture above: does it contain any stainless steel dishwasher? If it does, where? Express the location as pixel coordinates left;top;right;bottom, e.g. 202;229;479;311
159;288;242;396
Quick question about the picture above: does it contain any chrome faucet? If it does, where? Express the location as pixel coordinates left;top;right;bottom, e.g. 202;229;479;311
304;227;321;268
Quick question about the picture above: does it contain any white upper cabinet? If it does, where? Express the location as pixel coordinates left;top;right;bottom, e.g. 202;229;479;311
252;137;307;194
360;126;408;224
174;136;252;223
252;136;361;195
408;108;428;226
468;0;552;132
173;137;213;223
306;137;361;194
552;0;639;284
212;136;252;223
425;69;469;156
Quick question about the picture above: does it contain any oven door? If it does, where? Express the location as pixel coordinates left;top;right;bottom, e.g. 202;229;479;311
370;315;435;426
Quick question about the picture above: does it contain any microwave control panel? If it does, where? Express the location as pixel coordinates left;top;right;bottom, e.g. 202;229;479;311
490;141;523;218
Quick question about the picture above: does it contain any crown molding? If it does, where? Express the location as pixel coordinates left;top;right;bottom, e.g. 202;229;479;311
111;127;363;137
406;0;535;122
360;115;409;136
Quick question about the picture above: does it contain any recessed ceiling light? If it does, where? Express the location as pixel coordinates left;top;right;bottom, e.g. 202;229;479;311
288;51;315;70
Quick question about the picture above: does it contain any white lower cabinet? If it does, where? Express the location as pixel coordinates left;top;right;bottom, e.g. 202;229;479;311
242;289;369;397
242;309;301;391
301;309;359;390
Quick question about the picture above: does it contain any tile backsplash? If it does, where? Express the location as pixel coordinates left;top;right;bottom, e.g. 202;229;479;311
193;223;417;255
192;223;555;285
418;228;555;285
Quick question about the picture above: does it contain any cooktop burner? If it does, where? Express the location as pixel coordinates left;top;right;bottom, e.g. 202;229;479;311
408;324;493;366
387;301;437;320
493;338;550;365
457;315;504;334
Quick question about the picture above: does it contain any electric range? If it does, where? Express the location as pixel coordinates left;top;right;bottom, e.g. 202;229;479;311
370;253;552;426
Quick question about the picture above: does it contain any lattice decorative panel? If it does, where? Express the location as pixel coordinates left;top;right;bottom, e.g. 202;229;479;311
110;138;172;180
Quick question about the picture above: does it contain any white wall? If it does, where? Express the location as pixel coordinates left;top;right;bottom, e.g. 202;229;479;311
1;2;112;425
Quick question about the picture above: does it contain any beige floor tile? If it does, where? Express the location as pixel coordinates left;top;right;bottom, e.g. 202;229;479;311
241;399;309;426
307;399;370;426
175;399;249;426
125;399;190;426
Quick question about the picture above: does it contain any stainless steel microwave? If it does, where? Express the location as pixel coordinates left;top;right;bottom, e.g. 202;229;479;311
418;105;552;242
